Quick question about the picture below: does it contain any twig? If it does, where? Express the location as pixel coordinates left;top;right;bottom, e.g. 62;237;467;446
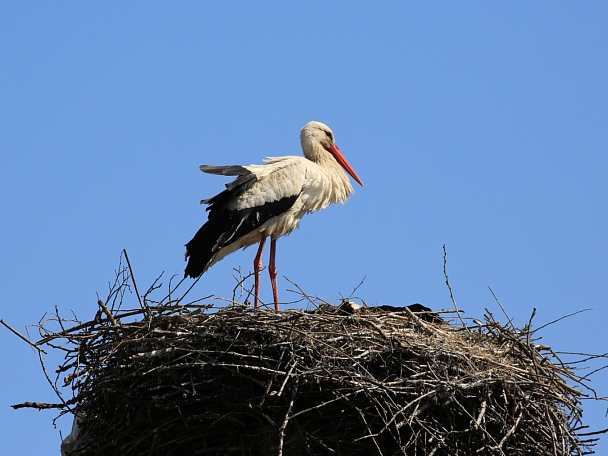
488;286;515;330
497;410;523;449
1;319;47;354
97;300;119;328
277;382;298;456
11;400;75;410
442;244;468;331
531;308;592;335
123;249;151;319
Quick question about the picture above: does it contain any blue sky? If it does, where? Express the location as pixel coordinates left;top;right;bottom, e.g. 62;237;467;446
1;2;607;454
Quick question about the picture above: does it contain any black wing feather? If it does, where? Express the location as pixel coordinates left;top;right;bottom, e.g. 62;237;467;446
184;175;299;278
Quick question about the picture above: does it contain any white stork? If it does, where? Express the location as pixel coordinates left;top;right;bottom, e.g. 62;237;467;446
184;121;363;311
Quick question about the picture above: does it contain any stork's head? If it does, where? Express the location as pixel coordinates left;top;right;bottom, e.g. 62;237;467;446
300;121;364;187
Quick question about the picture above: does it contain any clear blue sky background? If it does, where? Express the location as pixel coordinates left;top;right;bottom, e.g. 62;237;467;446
1;2;607;454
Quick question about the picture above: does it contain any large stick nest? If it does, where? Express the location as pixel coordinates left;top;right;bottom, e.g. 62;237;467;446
8;261;605;455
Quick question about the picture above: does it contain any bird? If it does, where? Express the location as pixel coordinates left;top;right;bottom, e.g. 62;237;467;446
184;121;363;311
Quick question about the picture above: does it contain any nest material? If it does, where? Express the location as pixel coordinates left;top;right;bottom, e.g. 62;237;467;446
21;295;599;456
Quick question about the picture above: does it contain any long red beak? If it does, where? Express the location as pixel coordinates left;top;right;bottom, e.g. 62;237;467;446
327;143;364;187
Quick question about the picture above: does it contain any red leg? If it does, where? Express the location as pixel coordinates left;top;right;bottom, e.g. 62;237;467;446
269;238;279;311
253;236;267;309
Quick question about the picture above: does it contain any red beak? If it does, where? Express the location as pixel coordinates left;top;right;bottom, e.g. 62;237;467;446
327;143;364;187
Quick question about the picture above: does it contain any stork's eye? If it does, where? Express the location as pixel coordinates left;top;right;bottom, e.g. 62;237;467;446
325;131;333;141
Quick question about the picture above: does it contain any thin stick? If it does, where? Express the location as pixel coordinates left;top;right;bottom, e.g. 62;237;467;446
488;286;515;330
277;383;297;456
531;308;592;334
1;319;47;354
123;249;151;319
11;400;72;410
97;300;119;328
442;244;468;330
175;275;202;306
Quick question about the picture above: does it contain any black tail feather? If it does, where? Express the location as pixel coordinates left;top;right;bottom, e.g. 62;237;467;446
184;222;218;278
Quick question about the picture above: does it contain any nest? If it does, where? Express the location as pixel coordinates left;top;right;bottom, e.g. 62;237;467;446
7;259;605;456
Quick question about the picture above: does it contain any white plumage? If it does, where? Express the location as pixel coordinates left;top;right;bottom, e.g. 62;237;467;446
185;121;363;310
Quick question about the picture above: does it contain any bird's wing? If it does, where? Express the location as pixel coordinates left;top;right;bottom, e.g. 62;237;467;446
198;167;255;207
184;158;309;278
199;164;249;176
228;158;310;210
200;157;307;208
